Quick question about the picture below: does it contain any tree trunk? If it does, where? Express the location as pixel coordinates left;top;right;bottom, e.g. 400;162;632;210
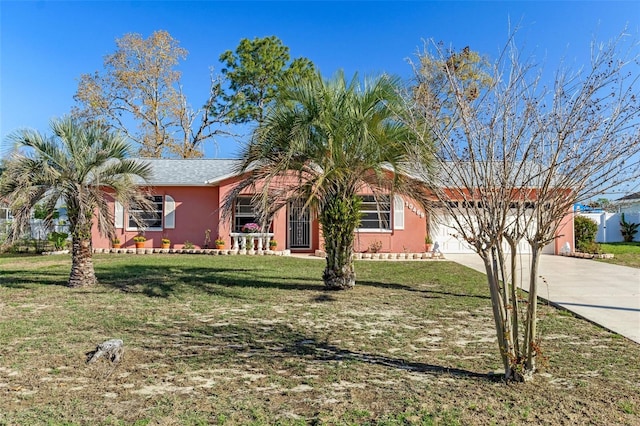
320;194;360;290
481;251;511;377
523;244;542;379
323;262;356;290
68;235;97;287
506;237;521;356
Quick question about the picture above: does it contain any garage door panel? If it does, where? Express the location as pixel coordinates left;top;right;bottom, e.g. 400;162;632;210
431;210;553;254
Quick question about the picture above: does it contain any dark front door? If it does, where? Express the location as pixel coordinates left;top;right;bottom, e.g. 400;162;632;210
288;199;311;249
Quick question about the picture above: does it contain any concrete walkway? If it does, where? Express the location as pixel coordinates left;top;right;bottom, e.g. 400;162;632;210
446;254;640;344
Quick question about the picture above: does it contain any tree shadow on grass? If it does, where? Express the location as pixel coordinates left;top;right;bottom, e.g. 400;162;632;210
288;338;494;381
96;264;326;298
0;268;70;288
134;322;494;383
357;280;491;301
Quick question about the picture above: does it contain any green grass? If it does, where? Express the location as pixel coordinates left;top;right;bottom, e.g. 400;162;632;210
0;253;639;425
598;242;640;268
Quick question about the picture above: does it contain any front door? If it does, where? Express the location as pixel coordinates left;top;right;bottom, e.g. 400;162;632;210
288;199;311;249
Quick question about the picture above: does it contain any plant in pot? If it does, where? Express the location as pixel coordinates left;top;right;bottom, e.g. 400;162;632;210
269;239;278;250
112;237;121;248
425;235;433;252
161;238;171;249
215;237;225;249
241;222;260;233
133;234;146;248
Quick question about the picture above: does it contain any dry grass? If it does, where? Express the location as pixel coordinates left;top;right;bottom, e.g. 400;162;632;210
0;253;639;425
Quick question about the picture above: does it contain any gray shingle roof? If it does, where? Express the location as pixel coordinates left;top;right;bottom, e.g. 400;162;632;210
134;158;241;186
617;192;640;201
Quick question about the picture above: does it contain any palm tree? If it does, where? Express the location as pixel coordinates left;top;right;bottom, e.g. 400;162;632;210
226;71;433;290
0;117;152;287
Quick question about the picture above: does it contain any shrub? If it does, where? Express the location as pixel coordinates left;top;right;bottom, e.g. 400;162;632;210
368;240;383;253
577;241;602;254
574;215;598;251
620;213;639;242
47;231;69;250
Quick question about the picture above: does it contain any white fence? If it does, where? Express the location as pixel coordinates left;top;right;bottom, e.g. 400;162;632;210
577;212;640;243
0;219;69;240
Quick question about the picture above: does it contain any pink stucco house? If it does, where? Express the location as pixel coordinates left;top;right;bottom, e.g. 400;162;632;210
91;159;574;255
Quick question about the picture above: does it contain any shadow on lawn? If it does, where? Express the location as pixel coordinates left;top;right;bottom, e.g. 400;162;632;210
96;264;489;301
358;280;491;301
0;268;70;288
290;339;492;380
138;322;493;382
97;264;325;298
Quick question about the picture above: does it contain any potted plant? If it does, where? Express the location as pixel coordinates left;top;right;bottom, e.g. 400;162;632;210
161;238;170;249
112;237;121;249
241;222;260;233
269;239;278;250
425;235;433;252
133;234;146;248
215;237;225;249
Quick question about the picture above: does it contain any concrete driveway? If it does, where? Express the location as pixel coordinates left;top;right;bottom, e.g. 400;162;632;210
445;254;640;344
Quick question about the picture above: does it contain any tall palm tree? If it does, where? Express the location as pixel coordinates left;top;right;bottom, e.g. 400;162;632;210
1;117;152;287
226;71;433;290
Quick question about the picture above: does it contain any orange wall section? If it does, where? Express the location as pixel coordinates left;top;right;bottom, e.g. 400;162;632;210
554;207;575;254
93;186;221;249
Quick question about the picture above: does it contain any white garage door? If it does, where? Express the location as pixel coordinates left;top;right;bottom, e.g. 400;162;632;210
430;211;554;255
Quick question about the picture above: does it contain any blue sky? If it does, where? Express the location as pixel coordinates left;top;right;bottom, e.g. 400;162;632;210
1;0;638;161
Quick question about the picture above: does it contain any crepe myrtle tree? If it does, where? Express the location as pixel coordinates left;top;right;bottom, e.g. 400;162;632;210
224;70;434;290
0;117;153;287
406;31;640;381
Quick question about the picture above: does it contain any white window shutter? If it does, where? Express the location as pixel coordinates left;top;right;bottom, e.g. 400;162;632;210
393;195;404;230
114;201;124;229
164;195;175;229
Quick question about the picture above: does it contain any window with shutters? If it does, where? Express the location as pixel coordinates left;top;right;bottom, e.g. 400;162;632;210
127;195;163;230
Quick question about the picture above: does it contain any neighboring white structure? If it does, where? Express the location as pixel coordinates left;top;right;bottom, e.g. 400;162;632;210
578;211;640;243
615;192;640;214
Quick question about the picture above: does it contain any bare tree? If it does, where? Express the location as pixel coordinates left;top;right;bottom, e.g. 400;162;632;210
73;30;231;158
407;31;640;381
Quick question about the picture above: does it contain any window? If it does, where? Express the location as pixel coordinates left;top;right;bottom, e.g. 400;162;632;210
234;197;259;232
127;196;163;230
358;195;391;230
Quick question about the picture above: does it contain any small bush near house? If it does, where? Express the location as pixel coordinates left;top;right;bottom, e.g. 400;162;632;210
578;241;602;254
368;240;383;253
620;213;639;242
575;215;598;251
47;231;69;250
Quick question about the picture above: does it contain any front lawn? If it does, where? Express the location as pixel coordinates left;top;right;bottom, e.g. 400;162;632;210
599;242;640;268
0;254;638;425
